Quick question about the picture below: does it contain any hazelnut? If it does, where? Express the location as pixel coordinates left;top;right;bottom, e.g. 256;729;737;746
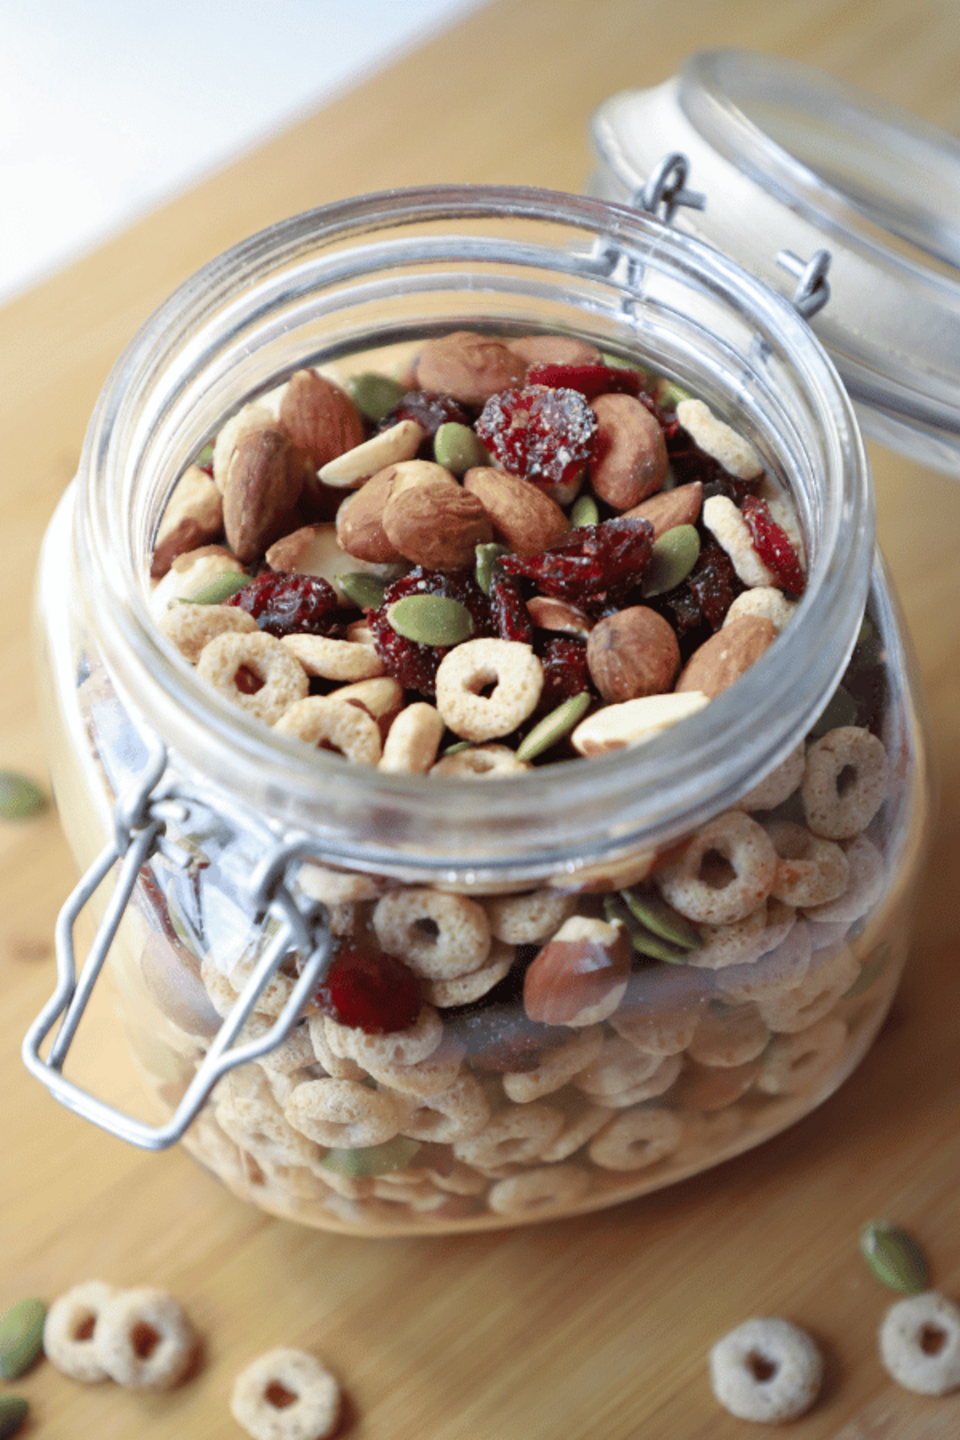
523;916;631;1027
586;605;680;703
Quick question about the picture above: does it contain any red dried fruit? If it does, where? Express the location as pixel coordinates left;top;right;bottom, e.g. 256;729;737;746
224;570;341;638
475;385;598;489
536;635;593;711
380;390;471;436
524;362;644;402
655;540;744;639
489;572;534;646
500;516;654;612
740;494;806;597
316;943;422;1034
369;567;494;697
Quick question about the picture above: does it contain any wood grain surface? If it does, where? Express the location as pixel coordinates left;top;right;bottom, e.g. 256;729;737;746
3;2;959;1436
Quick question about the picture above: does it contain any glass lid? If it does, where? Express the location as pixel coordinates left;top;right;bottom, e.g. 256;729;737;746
590;48;960;475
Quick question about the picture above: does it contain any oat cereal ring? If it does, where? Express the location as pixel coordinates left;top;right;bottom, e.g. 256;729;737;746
421;940;514;1008
429;743;531;778
878;1292;960;1396
715;917;812;1007
201;952;305;1022
284;1077;401;1148
454;1103;565;1169
588;1105;684;1171
196;630;309;724
296;861;390;906
757;1016;847;1095
230;1346;341;1440
674;1105;744;1164
401;1072;491;1142
757;943;859;1033
805;833;885;924
702;494;777;588
801;725;888;839
379;702;445;774
573;1034;671;1100
488;1163;592;1217
305;1013;366;1080
215;1069;324;1170
43;1281;119;1382
92;1287;198;1390
365;1032;466;1099
688;903;789;972
736;742;806;812
373;888;491;980
687;1003;771;1067
274;696;382;765
537;1100;614;1162
611;996;707;1056
160;601;258;662
676;398;764;480
723;586;797;635
671;1057;760;1111
656;811;778;926
501;1026;604;1104
280;632;385;681
322;1003;443;1069
484;889;578;945
709;1316;823;1423
766;821;850;909
434;637;543;741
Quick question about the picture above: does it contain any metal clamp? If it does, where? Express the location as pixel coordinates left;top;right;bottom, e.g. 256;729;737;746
22;733;334;1151
631;152;706;225
776;247;832;319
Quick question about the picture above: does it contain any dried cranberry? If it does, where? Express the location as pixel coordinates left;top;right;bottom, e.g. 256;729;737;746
489;572;534;645
224;570;341;638
740;494;806;597
524;362;643;401
380;390;471;437
315;943;422;1034
500;516;653;612
368;567;494;698
475;385;598;489
654;541;744;639
536;635;593;711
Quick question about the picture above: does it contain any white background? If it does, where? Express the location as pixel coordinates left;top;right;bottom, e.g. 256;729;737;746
0;0;485;303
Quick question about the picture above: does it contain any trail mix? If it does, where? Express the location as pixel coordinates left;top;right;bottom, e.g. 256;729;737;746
73;327;910;1232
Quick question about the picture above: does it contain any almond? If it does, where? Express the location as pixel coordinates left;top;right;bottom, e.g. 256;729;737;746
414;330;526;406
589;393;668;510
462;466;569;554
335;469;406;564
151;464;224;578
570;691;710;756
676;614;777;697
383;465;493;569
279;368;366;470
586;605;680;703
222;427;304;563
523;915;631;1027
319;418;426;489
526;595;593;636
507;334;603;367
624;480;703;538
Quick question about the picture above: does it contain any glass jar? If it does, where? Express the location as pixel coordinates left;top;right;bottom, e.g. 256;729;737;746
27;185;928;1235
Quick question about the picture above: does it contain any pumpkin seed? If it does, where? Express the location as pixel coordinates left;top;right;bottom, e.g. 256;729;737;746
434;422;489;475
338;571;386;611
346;371;406;424
185;571;250;605
475;542;508;596
320;1136;420;1176
0;1297;46;1379
860;1220;929;1293
602;896;689;964
641;524;701;598
0;772;47;821
655;377;694;410
516;692;592;763
570;494;599;528
387;593;474;647
195;441;214;468
619;888;702;949
0;1395;28;1440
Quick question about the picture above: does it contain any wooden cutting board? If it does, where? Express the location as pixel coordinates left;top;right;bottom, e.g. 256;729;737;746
3;3;960;1435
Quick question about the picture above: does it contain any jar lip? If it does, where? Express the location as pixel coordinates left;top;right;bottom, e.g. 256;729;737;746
75;183;872;877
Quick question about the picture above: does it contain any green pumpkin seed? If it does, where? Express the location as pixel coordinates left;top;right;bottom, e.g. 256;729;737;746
0;1297;46;1379
185;571;250;605
516;692;592;763
434;422;489;475
475;542;508;596
619;888;702;949
655;377;694;410
843;945;891;999
388;593;474;647
0;1395;28;1440
570;493;599;528
860;1220;929;1293
346;371;406;424
602;896;688;963
321;1136;420;1176
0;772;47;821
641;525;701;598
338;571;386;611
441;740;474;756
195;441;214;468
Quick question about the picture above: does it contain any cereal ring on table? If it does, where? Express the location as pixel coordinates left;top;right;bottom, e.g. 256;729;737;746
656;811;778;926
284;1077;401;1148
484;889;578;945
724;586;797;635
805;833;885;924
421;940;514;1008
588;1106;684;1171
196;630;309;724
434;638;543;742
321;1003;443;1070
43;1280;119;1382
703;494;776;587
454;1103;565;1170
715;918;812;1007
280;632;385;681
379;702;445;774
372;889;491;980
502;1026;604;1104
757;943;859;1033
757;1016;847;1096
160;601;257;662
230;1346;341;1440
429;744;531;778
766;821;850;909
93;1287;198;1390
736;741;806;812
687;1003;771;1067
274;696;382;765
709;1316;823;1423
401;1072;491;1142
801;725;888;839
878;1292;960;1396
488;1163;592;1218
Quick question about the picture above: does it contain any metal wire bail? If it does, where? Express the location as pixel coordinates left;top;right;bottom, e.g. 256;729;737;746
632;152;706;225
776;248;833;319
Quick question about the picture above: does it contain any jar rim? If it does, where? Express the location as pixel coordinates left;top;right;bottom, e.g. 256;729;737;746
74;183;872;881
